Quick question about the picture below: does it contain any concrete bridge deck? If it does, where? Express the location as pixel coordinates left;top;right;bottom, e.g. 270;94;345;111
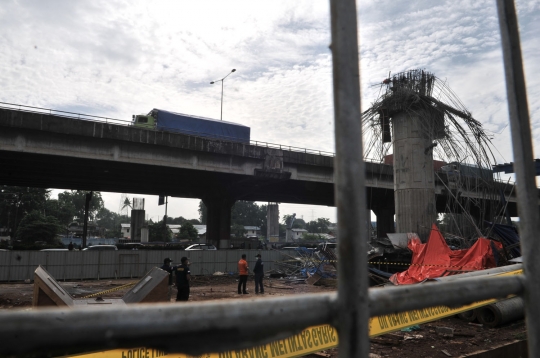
0;104;532;243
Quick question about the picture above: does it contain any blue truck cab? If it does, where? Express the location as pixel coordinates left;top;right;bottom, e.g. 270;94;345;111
132;109;250;143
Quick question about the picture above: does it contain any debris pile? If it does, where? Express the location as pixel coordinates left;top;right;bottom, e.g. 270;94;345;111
268;246;338;285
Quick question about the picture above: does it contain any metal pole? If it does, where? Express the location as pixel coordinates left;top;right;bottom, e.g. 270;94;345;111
329;0;369;357
82;191;93;249
496;1;540;356
220;79;224;121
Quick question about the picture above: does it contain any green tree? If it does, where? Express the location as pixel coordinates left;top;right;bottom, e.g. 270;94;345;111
232;223;246;238
302;233;325;241
16;210;62;244
293;218;306;229
44;199;76;226
95;207;126;238
179;222;199;241
0;186;50;236
148;221;172;242
167;216;187;225
232;201;266;227
95;207;117;229
188;218;201;225
57;191;104;222
305;218;331;234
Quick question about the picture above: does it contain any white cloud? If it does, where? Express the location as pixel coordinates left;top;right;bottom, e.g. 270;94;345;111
2;0;538;222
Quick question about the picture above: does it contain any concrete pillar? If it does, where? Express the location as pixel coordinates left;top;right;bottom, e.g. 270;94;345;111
130;209;145;241
373;207;395;239
203;197;235;249
266;203;279;242
393;111;436;241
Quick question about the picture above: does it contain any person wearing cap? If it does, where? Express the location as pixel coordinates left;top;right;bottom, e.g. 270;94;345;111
160;258;174;301
237;254;249;294
253;253;264;294
174;257;191;301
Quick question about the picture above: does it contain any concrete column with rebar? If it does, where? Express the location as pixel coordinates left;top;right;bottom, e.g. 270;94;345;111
392;111;436;241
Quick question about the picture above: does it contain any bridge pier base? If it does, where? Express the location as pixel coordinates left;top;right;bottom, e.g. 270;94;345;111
373;207;395;239
204;197;235;249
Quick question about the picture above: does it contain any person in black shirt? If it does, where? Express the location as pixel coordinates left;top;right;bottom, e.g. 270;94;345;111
174;256;191;301
160;257;174;301
253;253;264;294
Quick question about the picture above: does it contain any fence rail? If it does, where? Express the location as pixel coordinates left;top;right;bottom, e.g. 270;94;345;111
0;250;284;282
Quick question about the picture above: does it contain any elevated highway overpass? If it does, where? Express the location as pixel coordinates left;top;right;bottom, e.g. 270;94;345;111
0;104;529;245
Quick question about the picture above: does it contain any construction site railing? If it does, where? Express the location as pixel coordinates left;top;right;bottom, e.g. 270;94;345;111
0;0;537;357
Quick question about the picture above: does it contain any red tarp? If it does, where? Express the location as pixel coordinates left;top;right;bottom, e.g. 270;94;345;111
389;224;502;285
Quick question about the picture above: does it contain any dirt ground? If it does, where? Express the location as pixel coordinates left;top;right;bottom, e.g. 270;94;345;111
0;275;527;357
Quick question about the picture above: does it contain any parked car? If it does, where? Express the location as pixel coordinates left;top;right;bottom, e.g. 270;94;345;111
185;244;217;251
82;245;118;251
40;248;69;252
118;243;145;250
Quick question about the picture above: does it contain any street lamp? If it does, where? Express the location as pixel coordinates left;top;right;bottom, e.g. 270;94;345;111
210;69;236;121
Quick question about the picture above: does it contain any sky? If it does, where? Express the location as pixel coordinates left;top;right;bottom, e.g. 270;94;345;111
1;0;538;224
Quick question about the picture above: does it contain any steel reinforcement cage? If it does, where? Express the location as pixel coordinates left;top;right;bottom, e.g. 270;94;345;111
0;1;538;357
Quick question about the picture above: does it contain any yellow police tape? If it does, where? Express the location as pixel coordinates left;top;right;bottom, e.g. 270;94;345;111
65;269;523;358
82;282;137;299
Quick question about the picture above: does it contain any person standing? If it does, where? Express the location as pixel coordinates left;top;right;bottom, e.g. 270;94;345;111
175;257;191;301
160;257;174;301
68;242;74;251
253;253;264;294
237;254;249;294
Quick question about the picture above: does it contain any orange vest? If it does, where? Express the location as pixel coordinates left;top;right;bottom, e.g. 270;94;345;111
238;259;248;275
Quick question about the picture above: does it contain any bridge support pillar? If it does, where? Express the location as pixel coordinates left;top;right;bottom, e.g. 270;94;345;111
393;111;437;242
203;197;235;249
373;207;395;239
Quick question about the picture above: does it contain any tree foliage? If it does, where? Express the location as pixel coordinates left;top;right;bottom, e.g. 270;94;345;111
305;218;331;233
16;210;62;244
167;216;187;225
0;186;50;235
179;222;199;241
148;221;172;242
302;233;326;241
232;223;246;238
44;199;75;226
57;190;104;222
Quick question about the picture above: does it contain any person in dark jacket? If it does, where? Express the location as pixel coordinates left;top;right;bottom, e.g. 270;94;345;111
253;253;264;294
160;257;174;301
174;257;191;301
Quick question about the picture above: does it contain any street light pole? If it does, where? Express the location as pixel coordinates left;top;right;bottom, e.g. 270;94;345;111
210;69;236;121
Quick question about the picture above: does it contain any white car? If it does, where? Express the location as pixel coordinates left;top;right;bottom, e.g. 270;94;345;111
82;245;118;251
185;244;217;251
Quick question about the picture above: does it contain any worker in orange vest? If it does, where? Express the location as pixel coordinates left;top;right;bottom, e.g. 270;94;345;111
237;254;249;294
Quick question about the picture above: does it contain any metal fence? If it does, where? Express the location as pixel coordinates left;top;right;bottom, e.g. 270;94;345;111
0;1;537;357
0;250;284;282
